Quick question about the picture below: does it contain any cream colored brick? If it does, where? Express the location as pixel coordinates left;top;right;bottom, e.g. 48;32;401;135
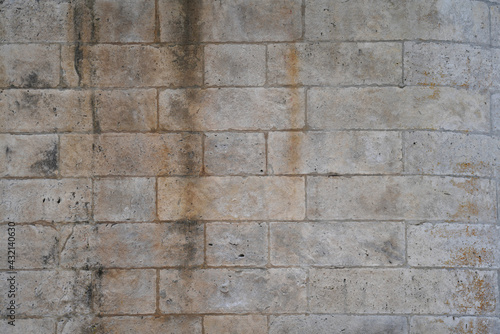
307;176;496;222
310;269;498;314
159;88;305;131
0;45;60;88
94;178;156;222
267;43;402;86
307;87;489;131
306;0;489;43
95;269;156;314
0;135;58;177
268;131;402;174
159;0;302;42
0;270;91;316
410;316;500;334
60;134;93;177
61;222;204;268
405;131;500;177
95;89;157;132
0;224;58;269
159;268;307;313
204;315;267;334
204;44;266;86
270;222;404;266
206;222;268;266
0;179;91;222
408;223;500;268
204;133;266;175
158;176;305;220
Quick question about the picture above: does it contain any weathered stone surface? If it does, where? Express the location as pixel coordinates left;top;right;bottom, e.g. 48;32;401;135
492;6;500;47
158;177;305;220
159;88;305;131
305;0;489;43
159;0;302;42
204;315;267;334
79;45;202;88
0;270;91;316
405;131;500;177
93;0;155;42
268;131;402;174
408;223;500;268
95;89;157;132
0;0;72;42
61;46;81;88
310;269;498;314
159;268;307;313
493;93;500;133
269;315;408;334
61;133;202;176
0;179;91;222
0;318;55;334
0;89;92;133
270;222;404;266
206;222;268;266
61;222;204;268
0;45;60;88
204;44;266;86
94;178;156;222
0;135;58;177
204;133;266;175
410;316;500;334
0;224;58;269
95;269;156;314
307;176;496;222
404;42;492;90
267;43;402;86
307;87;489;131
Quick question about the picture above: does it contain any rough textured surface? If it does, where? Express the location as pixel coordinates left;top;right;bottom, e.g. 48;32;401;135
2;0;500;332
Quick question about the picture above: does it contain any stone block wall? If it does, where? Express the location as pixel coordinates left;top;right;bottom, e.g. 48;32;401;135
0;0;499;333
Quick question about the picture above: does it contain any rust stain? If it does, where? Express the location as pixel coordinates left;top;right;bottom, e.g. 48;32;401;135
445;246;493;267
450;273;496;314
454;162;487;175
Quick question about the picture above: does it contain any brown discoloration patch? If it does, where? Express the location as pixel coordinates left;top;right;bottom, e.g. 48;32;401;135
449;273;496;314
454;161;488;175
445;246;493;267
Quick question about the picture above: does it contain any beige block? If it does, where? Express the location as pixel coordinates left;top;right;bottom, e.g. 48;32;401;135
204;315;267;334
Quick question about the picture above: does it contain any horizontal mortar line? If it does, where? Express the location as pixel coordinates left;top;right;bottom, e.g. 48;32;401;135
0;39;494;47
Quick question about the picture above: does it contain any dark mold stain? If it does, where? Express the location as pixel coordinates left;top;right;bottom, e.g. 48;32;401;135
72;0;98;86
30;142;59;176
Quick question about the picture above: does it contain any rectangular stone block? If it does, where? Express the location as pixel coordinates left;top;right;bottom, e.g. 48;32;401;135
404;131;500;177
268;131;402;174
61;133;202;176
0;179;91;222
159;268;307;313
204;44;266;86
305;0;489;43
0;89;92;133
79;45;202;87
0;135;58;177
307;87;489;131
94;178;156;222
61;222;204;268
408;223;500;268
158;176;305;220
0;45;60;88
269;315;408;334
0;0;72;42
0;318;55;334
95;89;157;132
204;133;266;175
0;270;91;316
492;6;500;47
206;222;268;266
159;88;305;131
159;0;302;42
404;42;492;90
0;224;58;269
270;222;405;266
204;315;267;334
307;176;496;222
493;92;500;133
310;269;498;314
410;316;500;334
95;269;156;314
267;43;402;86
93;0;155;42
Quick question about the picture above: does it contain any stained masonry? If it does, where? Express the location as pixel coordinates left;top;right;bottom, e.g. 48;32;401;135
0;0;500;333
